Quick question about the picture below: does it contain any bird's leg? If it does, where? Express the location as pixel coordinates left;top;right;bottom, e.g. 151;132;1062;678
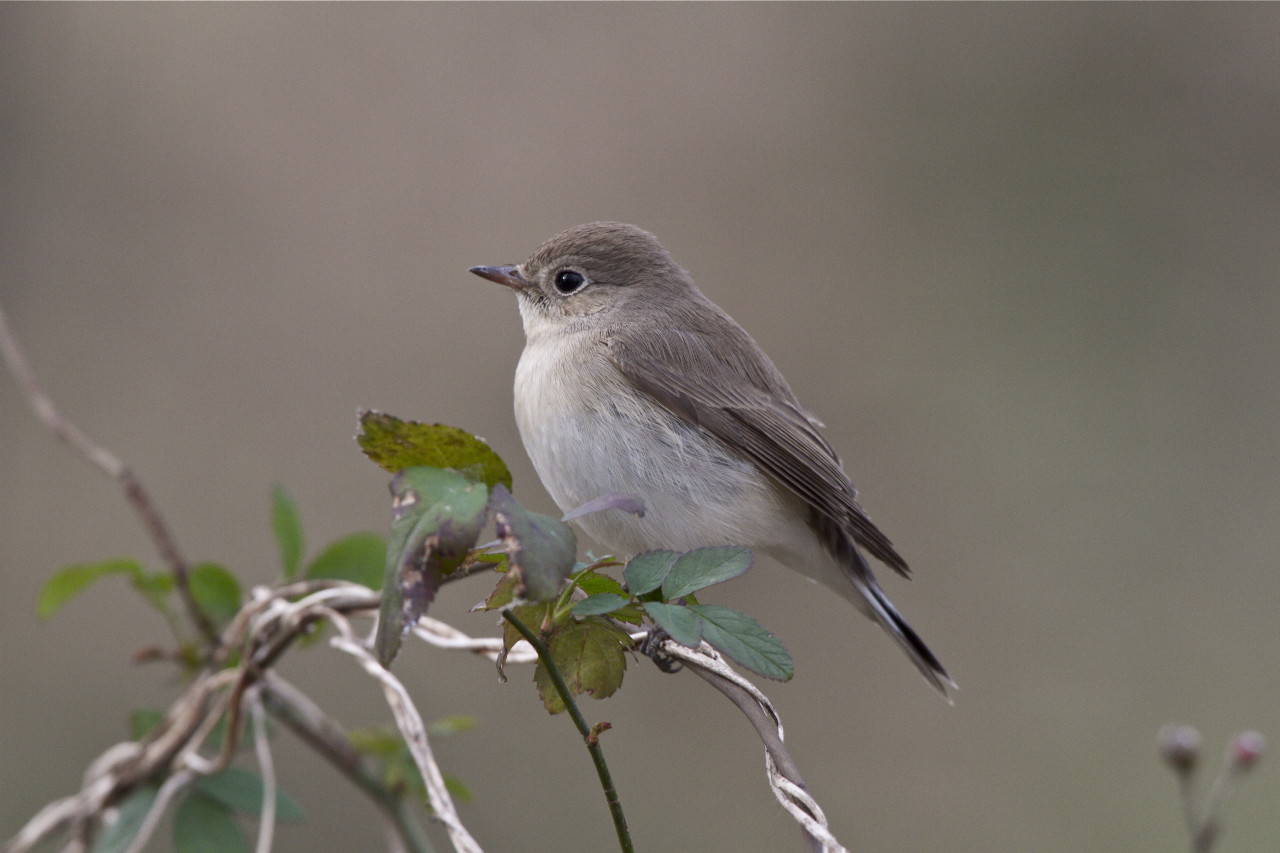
639;627;683;673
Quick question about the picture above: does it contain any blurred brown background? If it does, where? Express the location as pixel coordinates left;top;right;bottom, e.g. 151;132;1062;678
3;5;1279;852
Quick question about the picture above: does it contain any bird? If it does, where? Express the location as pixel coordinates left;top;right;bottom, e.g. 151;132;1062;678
470;222;952;695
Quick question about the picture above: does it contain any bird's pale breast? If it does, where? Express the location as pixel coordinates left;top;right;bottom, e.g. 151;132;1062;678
513;327;797;559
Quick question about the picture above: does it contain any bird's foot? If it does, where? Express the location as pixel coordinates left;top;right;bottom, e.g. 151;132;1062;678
639;628;683;673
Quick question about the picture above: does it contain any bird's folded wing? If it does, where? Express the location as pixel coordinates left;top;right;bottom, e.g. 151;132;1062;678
606;325;909;576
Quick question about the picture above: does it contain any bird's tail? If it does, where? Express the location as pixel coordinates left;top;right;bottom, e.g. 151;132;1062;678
853;569;955;700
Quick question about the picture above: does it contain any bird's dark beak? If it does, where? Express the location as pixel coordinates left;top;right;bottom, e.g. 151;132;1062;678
469;265;531;291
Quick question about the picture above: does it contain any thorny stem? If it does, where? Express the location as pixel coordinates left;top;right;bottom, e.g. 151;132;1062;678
503;610;634;853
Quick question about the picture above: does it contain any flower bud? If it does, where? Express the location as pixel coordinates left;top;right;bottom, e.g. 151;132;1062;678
1230;730;1265;770
1158;724;1201;772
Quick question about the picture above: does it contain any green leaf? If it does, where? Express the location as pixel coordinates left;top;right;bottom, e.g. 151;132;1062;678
642;601;703;647
386;749;427;800
132;571;175;616
375;467;490;665
443;772;473;804
622;550;679;597
195;766;303;820
357;411;512;489
350;725;462;801
173;792;248;853
662;546;752;600
38;558;145;620
188;563;242;626
129;709;164;741
610;603;646;626
688;604;793;681
489;484;576;602
574;572;627;598
348;727;406;762
571;593;629;617
480;569;520;611
305;532;386;589
270;485;304;580
92;785;157;853
534;619;629;714
428;715;478;736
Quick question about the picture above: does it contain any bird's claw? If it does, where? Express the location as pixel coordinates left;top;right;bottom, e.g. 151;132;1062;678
640;628;683;673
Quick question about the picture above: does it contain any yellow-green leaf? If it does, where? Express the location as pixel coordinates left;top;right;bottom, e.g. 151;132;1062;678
38;558;144;620
357;412;511;489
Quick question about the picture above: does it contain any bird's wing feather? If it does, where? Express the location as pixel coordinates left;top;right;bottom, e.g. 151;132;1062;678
606;319;909;576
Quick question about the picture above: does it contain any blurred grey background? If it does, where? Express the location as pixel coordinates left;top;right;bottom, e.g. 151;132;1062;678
3;5;1279;852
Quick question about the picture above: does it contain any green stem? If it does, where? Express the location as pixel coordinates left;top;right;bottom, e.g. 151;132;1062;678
504;610;634;853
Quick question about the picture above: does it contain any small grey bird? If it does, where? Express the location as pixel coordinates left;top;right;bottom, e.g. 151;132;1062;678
471;222;951;695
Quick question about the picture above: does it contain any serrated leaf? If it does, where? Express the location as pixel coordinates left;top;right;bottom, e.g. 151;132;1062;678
38;558;144;620
622;550;679;597
490;484;576;602
610;603;646;626
662;546;752;600
534;619;629;714
305;532;385;589
129;709;164;741
375;467;490;665
479;570;520;611
575;572;627;597
688;604;793;681
91;785;157;853
642;601;703;647
174;792;248;853
195;766;303;820
561;492;646;523
357;411;511;489
188;563;241;626
570;593;630;617
270;485;304;580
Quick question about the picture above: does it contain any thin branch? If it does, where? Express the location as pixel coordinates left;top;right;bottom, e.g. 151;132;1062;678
121;770;195;853
502;610;634;853
407;618;844;851
329;614;482;853
261;676;436;853
1177;771;1201;847
413;616;537;663
7;561;844;853
0;301;218;646
2;584;406;853
248;688;277;853
659;639;847;853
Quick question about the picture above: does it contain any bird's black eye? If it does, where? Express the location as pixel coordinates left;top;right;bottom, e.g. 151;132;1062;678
553;269;586;294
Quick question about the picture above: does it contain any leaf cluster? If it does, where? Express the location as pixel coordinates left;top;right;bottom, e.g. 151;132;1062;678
30;412;793;852
39;485;388;658
361;413;793;711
